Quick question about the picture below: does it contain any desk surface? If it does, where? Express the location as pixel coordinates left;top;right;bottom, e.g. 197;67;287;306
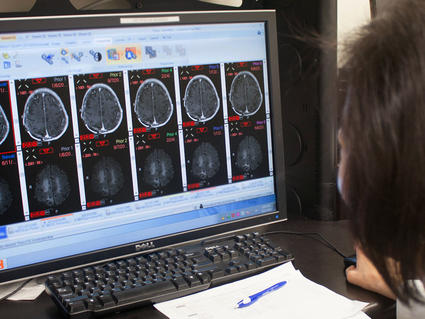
0;219;395;319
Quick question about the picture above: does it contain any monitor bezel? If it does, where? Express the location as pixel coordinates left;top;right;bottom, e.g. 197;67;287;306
0;9;287;285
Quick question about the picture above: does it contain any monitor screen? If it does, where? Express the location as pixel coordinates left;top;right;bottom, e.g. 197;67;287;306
0;9;286;285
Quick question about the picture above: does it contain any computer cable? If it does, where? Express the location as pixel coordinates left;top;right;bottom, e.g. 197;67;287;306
263;230;348;258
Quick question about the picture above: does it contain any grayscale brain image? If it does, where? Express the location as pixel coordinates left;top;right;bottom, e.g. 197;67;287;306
0;177;13;215
0;104;9;145
236;135;263;173
23;88;69;142
229;71;263;116
34;164;71;207
191;142;220;180
90;156;124;197
81;83;123;134
142;149;174;189
134;78;174;128
184;75;220;122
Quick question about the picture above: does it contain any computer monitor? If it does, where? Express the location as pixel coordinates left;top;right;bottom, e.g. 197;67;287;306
0;9;286;285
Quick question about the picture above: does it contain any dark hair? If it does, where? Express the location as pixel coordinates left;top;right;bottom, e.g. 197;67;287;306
340;0;425;304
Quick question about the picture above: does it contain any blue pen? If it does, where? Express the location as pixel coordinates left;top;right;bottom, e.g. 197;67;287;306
235;280;287;308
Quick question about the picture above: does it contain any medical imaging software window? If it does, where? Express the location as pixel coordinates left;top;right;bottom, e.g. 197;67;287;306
0;22;277;271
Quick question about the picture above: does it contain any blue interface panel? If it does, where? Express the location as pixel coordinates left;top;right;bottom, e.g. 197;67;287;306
0;21;276;271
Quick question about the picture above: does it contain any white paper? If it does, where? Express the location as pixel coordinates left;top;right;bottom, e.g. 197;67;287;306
155;262;370;319
344;311;371;319
1;278;45;301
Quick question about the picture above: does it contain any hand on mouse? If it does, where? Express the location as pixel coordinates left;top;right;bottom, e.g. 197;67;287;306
345;246;396;300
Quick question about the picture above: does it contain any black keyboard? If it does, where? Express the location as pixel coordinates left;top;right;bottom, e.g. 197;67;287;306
45;232;293;318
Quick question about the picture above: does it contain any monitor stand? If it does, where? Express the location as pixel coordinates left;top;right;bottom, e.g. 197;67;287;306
30;0;78;14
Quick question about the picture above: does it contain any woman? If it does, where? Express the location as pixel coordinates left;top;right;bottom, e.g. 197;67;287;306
337;0;425;317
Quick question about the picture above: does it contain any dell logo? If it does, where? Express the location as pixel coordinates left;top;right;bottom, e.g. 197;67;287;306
135;241;155;251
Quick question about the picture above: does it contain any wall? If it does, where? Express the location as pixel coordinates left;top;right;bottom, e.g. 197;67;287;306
337;0;371;67
0;0;35;12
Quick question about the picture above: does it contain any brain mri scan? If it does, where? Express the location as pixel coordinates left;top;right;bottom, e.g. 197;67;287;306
235;135;263;173
34;164;71;207
0;104;9;145
229;71;263;117
191;142;220;180
90;156;124;197
0;177;12;215
134;79;174;128
142;149;174;189
81;83;123;135
23;88;69;142
184;75;220;122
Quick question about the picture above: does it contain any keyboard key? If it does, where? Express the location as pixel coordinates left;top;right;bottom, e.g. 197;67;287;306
237;264;247;272
113;281;177;305
164;274;174;281
184;251;202;259
250;255;261;263
56;286;73;296
67;294;89;303
73;269;84;277
193;264;217;273
257;256;276;267
136;256;147;264
63;279;73;286
230;259;239;266
228;250;239;259
61;294;77;305
106;263;117;270
209;268;225;279
174;255;185;263
158;252;168;259
208;253;221;263
240;247;250;255
184;275;202;287
85;297;102;310
183;260;193;267
193;256;211;265
127;258;137;266
145;262;156;269
51;280;63;289
275;254;287;262
219;252;230;261
99;295;116;308
167;249;178;257
173;277;189;290
62;272;73;279
155;259;166;267
226;266;237;274
66;300;86;313
246;262;256;270
196;272;211;284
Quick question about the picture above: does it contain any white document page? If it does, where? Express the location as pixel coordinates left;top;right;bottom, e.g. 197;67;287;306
155;262;370;319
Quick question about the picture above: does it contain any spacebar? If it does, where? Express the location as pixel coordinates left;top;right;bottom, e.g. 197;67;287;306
113;281;177;305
